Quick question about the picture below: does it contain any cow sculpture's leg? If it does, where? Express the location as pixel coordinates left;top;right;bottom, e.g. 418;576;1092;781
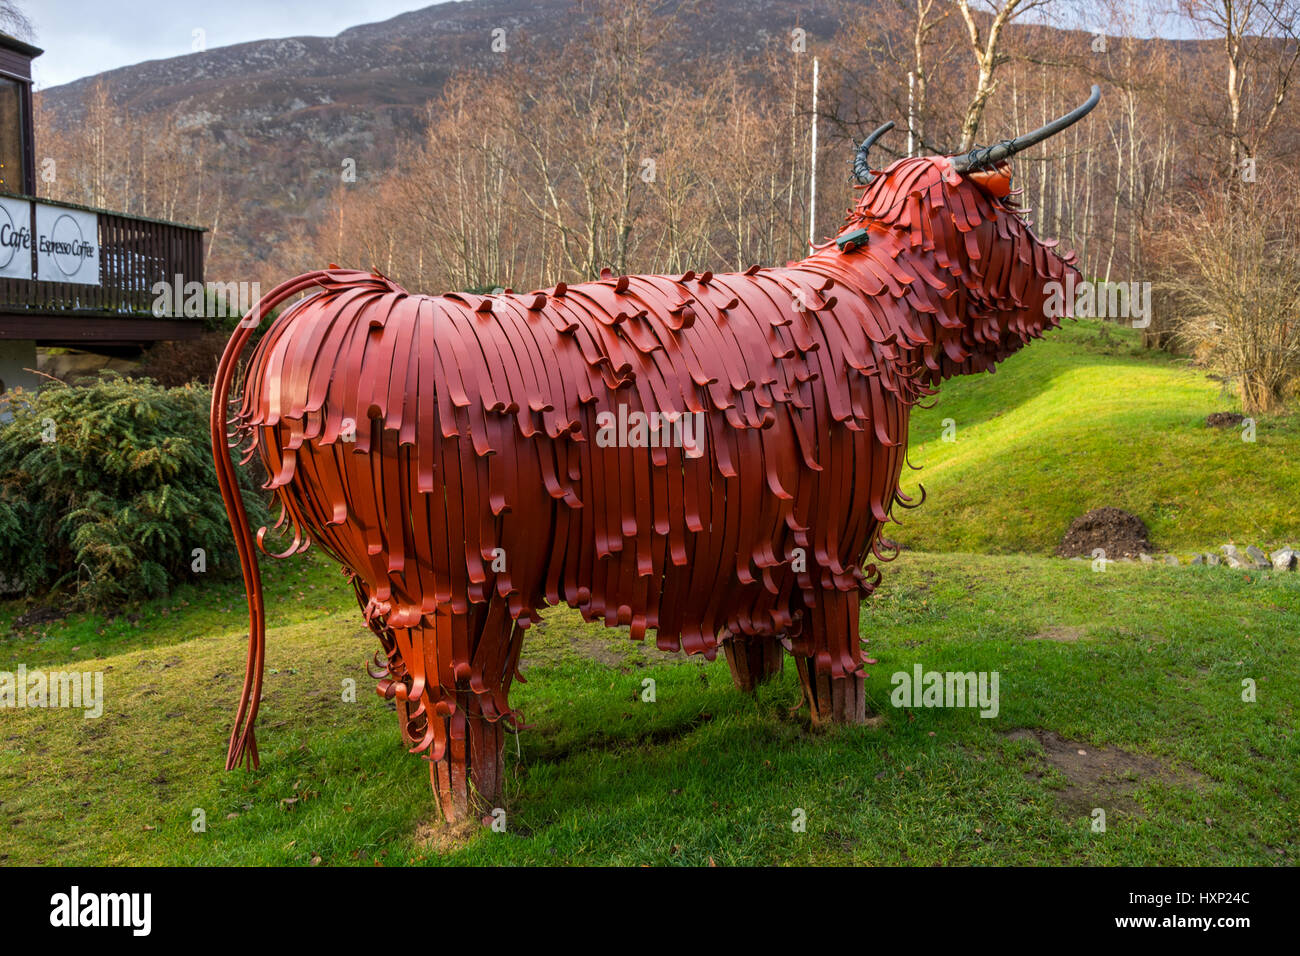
722;633;784;692
396;697;416;745
794;655;866;724
400;605;520;825
793;590;867;725
429;688;507;824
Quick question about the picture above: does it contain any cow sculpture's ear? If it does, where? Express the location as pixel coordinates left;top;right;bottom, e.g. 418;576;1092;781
968;160;1013;199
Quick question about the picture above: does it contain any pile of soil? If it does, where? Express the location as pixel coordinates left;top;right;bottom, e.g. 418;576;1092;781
1206;412;1245;428
1057;507;1153;559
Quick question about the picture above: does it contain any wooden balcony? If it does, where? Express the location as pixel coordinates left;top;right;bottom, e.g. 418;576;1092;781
0;196;206;349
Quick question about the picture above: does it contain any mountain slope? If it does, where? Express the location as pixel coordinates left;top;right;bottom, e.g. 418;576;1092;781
34;0;844;268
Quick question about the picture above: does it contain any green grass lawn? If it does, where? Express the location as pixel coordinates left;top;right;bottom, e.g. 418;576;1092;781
0;551;356;669
2;322;1296;866
898;319;1300;554
2;551;1295;866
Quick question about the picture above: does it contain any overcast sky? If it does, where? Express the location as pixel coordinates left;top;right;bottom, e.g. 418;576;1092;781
25;1;443;90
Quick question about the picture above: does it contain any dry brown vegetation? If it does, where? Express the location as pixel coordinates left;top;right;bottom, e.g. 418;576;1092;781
1158;171;1300;413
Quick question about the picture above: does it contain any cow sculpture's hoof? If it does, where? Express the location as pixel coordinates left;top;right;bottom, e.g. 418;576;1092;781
795;657;867;726
724;632;868;726
398;689;507;824
424;691;507;824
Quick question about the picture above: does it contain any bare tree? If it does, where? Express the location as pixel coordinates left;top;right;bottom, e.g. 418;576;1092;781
902;0;957;154
0;1;34;41
1160;170;1300;413
1179;0;1300;176
954;0;1060;150
825;0;966;161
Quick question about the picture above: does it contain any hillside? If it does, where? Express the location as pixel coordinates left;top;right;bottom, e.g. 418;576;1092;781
34;0;844;269
896;319;1300;555
32;0;1223;284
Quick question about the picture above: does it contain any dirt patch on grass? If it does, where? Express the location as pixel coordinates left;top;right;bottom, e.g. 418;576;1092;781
1057;507;1153;559
1029;626;1086;643
9;604;69;632
521;626;683;670
570;632;630;668
1205;411;1244;428
582;628;689;669
1006;728;1205;818
413;815;482;852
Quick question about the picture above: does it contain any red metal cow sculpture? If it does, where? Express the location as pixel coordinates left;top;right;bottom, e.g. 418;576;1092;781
212;87;1100;822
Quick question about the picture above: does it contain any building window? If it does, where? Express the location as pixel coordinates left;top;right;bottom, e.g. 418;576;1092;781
0;76;25;196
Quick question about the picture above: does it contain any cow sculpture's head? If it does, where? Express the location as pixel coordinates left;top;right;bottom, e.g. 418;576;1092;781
833;86;1101;386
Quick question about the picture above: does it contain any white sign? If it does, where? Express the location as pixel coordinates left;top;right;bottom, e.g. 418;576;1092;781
36;203;99;286
0;196;32;280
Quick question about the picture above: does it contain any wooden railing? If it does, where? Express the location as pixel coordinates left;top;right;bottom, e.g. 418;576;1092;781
0;196;204;318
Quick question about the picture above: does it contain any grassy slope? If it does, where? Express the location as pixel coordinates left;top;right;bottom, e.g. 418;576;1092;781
897;320;1300;555
2;552;1296;866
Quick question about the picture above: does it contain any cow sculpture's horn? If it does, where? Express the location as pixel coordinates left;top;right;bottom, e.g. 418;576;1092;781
853;120;896;185
951;85;1102;172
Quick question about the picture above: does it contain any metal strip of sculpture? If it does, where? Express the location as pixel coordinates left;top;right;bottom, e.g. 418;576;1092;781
212;86;1101;822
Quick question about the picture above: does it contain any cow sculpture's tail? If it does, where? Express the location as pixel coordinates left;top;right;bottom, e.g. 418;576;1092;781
210;270;337;771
